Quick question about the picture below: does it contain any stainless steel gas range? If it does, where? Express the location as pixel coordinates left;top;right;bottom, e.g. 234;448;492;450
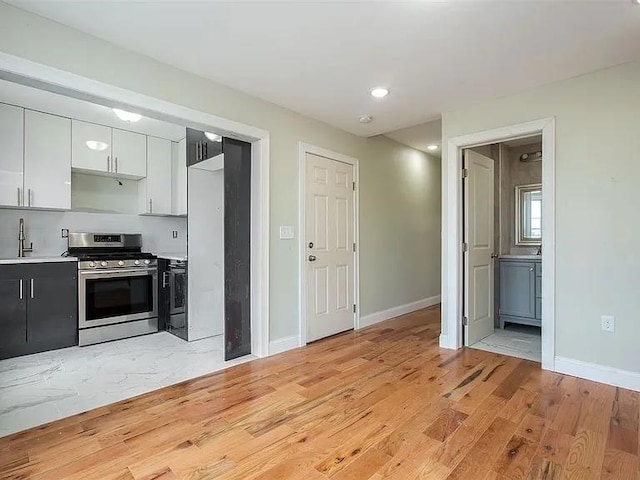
68;233;158;346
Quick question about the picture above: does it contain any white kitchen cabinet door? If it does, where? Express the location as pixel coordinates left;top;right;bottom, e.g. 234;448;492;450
112;129;146;179
24;111;71;210
139;136;172;215
172;138;187;215
0;103;24;207
71;120;111;174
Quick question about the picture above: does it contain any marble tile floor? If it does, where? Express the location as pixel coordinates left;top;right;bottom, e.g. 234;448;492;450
469;323;542;362
0;332;255;438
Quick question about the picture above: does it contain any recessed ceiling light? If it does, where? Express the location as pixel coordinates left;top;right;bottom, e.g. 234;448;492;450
85;140;109;151
370;87;389;98
204;132;222;142
113;108;142;123
359;115;373;124
427;145;439;151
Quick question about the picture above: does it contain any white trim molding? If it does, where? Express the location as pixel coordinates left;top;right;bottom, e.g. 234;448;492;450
269;335;300;356
555;357;640;392
0;52;271;358
360;296;441;329
298;142;360;346
442;117;556;371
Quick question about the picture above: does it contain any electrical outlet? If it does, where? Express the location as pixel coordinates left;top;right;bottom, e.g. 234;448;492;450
601;315;615;332
61;228;69;238
172;230;178;239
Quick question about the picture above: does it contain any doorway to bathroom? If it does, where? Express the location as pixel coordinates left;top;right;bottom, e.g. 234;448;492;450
463;135;543;362
441;118;555;370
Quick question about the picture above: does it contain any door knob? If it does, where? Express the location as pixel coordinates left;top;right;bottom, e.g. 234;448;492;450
308;255;317;262
491;254;499;259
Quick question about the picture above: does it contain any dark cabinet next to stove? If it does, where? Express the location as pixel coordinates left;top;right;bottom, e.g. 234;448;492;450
0;262;78;360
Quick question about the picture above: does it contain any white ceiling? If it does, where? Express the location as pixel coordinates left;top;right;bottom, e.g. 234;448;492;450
384;119;442;158
10;1;640;137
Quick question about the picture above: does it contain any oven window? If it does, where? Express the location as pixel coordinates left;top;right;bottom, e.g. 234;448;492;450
86;275;153;321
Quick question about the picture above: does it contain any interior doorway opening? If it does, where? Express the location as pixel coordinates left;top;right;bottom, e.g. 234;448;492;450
462;134;543;362
441;117;555;371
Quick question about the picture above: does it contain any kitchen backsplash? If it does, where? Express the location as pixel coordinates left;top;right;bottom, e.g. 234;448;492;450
0;209;187;258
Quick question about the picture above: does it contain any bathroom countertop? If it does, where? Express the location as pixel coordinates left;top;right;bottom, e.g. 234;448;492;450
154;252;188;262
0;256;78;265
499;255;541;260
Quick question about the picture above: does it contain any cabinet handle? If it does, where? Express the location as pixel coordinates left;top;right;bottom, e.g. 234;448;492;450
107;155;111;172
17;187;21;206
28;189;33;207
529;267;534;272
196;142;200;161
162;271;170;288
19;279;23;300
203;141;207;159
115;157;118;173
149;198;153;214
30;278;34;299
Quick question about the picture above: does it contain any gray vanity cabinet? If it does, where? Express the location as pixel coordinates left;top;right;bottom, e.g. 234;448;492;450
499;258;541;328
0;262;77;360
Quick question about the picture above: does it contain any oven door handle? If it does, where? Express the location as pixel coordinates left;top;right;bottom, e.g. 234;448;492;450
79;268;157;278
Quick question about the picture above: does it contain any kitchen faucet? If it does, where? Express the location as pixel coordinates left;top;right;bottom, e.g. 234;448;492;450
18;218;33;257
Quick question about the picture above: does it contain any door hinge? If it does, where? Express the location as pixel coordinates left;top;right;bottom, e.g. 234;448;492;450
352;181;356;191
462;316;468;326
462;168;468;178
462;242;468;252
353;242;356;252
353;304;357;313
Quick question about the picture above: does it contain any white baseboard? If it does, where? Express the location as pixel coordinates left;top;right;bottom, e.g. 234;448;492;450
359;295;441;329
269;335;300;356
554;356;640;392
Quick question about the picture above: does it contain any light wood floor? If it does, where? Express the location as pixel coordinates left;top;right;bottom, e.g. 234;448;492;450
1;306;638;480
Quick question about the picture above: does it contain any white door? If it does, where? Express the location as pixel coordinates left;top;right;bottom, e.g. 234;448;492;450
112;129;147;178
0;103;24;207
24;110;71;210
139;136;172;215
71;120;111;174
464;150;495;346
305;152;355;342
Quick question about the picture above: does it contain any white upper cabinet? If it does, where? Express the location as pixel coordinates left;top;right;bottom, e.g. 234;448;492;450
0;103;24;207
24;111;71;210
172;138;187;216
139;136;172;215
112;129;146;179
72;120;111;174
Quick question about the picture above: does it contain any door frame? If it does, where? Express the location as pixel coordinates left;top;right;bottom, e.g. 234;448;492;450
0;52;271;358
441;118;556;370
298;142;360;346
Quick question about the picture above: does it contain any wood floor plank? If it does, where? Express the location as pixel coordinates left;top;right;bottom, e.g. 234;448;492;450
0;306;637;480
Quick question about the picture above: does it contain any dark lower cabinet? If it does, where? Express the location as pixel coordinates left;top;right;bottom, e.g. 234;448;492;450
0;262;78;360
0;265;28;359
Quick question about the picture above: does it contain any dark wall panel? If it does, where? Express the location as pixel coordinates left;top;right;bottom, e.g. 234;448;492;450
223;137;252;360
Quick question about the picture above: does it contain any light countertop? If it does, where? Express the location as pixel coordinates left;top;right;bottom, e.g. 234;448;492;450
154;252;188;262
499;255;541;260
0;256;78;265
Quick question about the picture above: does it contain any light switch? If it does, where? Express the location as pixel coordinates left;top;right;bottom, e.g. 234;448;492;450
279;226;295;239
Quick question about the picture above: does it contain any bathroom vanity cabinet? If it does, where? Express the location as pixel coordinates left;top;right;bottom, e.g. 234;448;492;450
499;257;542;328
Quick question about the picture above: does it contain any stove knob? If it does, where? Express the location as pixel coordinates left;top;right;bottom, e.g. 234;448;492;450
118;260;125;267
89;261;95;268
134;260;140;266
101;261;108;267
144;259;151;265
